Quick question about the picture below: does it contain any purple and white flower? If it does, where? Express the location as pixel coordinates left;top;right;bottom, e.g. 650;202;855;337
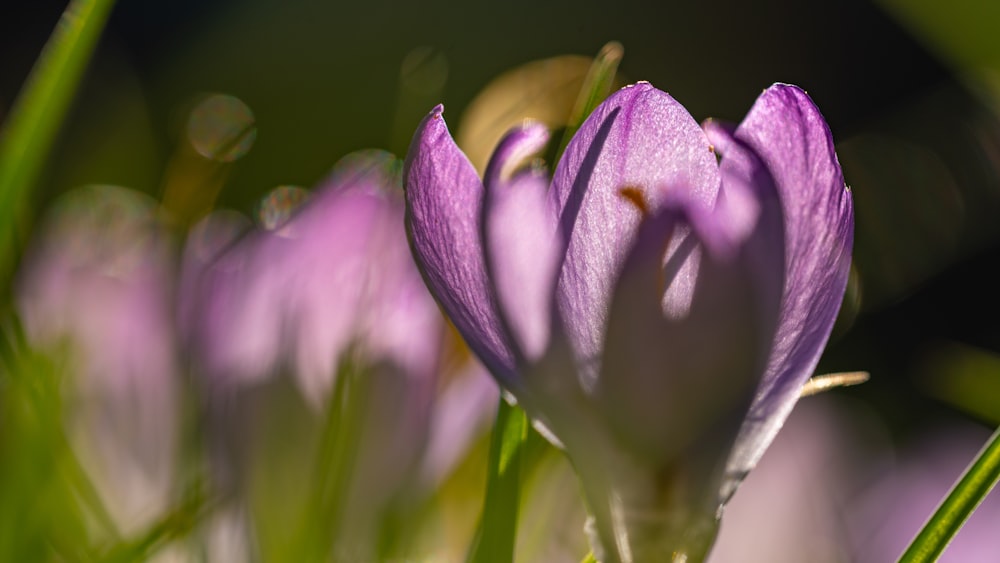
404;82;853;561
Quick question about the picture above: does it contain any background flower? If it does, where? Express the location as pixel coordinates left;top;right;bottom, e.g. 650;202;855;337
16;185;180;541
180;150;503;560
710;395;888;563
850;422;1000;562
182;150;443;398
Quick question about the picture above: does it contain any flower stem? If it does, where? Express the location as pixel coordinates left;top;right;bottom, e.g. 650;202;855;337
466;397;528;563
898;424;1000;563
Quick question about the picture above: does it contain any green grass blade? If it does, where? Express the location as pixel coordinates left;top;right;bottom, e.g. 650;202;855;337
0;334;102;559
291;361;364;561
553;40;624;162
100;485;208;563
0;0;117;279
898;425;1000;562
466;397;528;563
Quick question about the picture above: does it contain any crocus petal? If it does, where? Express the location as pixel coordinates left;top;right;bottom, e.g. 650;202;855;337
418;361;500;486
283;184;383;396
482;123;560;362
178;210;251;347
598;202;766;467
718;84;854;500
483;121;550;189
550;83;722;388
705;119;786;385
361;195;444;384
484;170;560;362
196;240;286;382
405;106;519;381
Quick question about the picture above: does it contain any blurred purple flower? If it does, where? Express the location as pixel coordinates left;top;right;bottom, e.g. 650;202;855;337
850;424;1000;563
16;185;179;535
181;151;468;558
418;359;499;486
404;82;853;560
709;395;885;563
182;151;443;401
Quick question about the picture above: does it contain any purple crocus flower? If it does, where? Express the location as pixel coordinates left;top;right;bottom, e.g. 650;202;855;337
16;185;179;536
404;82;853;561
182;151;443;401
181;151;455;559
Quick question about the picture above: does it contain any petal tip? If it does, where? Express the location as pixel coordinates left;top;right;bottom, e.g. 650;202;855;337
407;103;454;170
521;120;551;142
765;82;803;92
484;121;552;188
760;83;816;111
509;120;551;151
620;81;654;94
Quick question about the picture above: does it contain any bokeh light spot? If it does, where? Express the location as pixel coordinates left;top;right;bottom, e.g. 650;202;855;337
257;185;310;230
186;93;257;162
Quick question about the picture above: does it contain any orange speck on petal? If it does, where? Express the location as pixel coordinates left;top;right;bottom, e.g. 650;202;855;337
618;186;649;217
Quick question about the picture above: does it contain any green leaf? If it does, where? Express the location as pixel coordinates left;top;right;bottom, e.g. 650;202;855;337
0;0;117;281
898;424;1000;563
466;397;528;563
554;41;624;162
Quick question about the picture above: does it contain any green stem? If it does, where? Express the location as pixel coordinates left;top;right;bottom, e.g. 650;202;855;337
898;425;1000;563
0;0;117;280
295;360;368;562
466;397;528;563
